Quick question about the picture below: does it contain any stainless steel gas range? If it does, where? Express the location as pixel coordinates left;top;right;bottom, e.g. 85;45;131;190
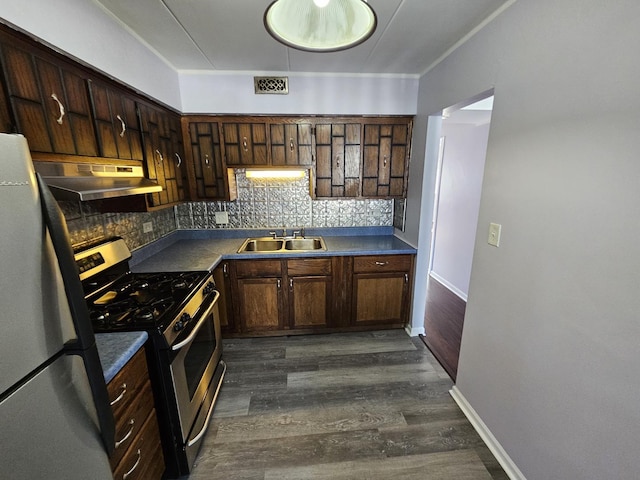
75;237;225;478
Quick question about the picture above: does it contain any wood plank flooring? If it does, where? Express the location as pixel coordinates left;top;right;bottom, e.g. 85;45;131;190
423;276;467;380
184;330;507;480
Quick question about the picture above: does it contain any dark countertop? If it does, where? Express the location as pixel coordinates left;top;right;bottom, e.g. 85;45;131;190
96;331;148;383
130;227;416;273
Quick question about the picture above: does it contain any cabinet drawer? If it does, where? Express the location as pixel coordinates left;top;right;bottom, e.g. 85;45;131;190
109;380;155;470
112;411;163;480
235;259;282;277
288;258;332;276
353;255;412;273
107;348;148;418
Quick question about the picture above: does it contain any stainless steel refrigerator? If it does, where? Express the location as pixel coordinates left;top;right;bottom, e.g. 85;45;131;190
0;134;114;479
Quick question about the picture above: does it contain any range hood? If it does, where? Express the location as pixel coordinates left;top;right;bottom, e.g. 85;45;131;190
33;161;162;201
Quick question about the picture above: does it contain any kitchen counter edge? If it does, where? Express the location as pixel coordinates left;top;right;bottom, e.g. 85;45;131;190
96;331;148;384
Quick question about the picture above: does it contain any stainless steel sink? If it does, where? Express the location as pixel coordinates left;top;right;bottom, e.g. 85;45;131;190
237;236;326;253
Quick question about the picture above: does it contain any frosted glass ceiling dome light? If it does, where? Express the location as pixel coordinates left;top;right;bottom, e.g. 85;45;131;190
264;0;377;52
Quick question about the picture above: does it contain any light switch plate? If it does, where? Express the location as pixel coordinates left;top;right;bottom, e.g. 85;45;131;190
215;211;229;225
488;222;501;247
143;221;153;233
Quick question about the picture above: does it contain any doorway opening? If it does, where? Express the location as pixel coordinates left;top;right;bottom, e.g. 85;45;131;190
421;93;493;381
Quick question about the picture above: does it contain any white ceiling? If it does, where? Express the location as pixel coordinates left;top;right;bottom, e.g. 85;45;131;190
94;0;511;75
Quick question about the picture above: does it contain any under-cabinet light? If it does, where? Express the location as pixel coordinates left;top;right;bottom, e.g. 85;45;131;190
245;169;306;179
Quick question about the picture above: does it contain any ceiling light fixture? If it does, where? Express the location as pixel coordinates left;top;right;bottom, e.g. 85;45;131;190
264;0;377;52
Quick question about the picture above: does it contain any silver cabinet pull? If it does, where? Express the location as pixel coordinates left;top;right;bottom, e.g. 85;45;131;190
122;449;141;480
336;156;340;168
383;155;388;167
223;263;228;275
405;273;409;283
277;279;281;289
50;93;65;125
375;261;388;266
289;278;293;290
289;138;294;151
110;383;127;406
242;137;248;151
175;153;182;167
155;149;163;163
205;154;210;167
115;419;135;448
116;114;126;137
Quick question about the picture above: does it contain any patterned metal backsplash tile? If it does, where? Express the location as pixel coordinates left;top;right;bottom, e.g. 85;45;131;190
61;169;394;249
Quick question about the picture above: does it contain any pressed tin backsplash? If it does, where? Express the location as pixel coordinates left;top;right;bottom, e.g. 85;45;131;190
61;170;402;250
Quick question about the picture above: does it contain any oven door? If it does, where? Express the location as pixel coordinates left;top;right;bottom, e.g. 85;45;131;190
169;290;222;448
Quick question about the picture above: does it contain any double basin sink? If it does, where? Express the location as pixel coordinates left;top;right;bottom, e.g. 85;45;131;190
238;236;326;253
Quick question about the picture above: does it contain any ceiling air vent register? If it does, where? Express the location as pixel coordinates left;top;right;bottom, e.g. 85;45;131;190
254;76;289;94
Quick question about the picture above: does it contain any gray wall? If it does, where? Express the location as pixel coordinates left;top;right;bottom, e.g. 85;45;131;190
432;120;490;297
413;0;640;478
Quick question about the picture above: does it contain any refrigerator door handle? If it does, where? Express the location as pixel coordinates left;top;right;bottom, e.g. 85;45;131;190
35;173;115;455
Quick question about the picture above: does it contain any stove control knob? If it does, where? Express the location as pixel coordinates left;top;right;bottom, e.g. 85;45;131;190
203;282;215;295
174;313;191;332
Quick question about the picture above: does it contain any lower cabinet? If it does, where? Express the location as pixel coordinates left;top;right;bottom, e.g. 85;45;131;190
351;255;413;326
107;348;164;480
225;254;413;336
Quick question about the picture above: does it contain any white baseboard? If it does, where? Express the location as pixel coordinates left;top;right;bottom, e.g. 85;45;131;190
404;324;425;337
449;386;526;480
429;271;468;302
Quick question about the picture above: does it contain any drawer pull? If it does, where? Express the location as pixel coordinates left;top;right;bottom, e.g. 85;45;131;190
115;419;135;448
242;137;248;151
289;138;295;151
122;449;141;480
110;383;127;406
116;114;126;137
175;153;182;168
375;261;388;266
50;93;65;125
155;149;163;164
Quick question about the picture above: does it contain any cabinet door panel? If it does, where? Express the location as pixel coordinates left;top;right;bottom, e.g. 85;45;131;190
362;121;411;198
270;122;313;166
314;122;361;198
223;122;268;166
290;277;330;328
353;274;406;324
238;278;283;331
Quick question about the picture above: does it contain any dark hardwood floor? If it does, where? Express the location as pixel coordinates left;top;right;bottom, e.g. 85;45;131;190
184;330;507;480
422;276;467;381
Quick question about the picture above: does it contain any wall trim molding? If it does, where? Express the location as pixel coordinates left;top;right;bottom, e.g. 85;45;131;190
429;271;468;301
405;324;425;337
450;386;527;480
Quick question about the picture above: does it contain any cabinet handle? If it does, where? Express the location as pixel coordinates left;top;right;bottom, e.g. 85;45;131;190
115;419;135;448
289;138;294;151
375;261;388;266
223;263;228;276
50;93;65;125
277;279;281;289
116;114;126;137
122;449;141;480
405;273;409;283
242;137;248;151
205;154;210;167
289;278;293;290
175;153;182;168
383;155;388;167
155;149;163;164
336;156;340;168
110;383;127;406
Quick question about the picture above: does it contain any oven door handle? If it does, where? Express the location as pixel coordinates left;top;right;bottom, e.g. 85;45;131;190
171;291;220;351
187;360;226;447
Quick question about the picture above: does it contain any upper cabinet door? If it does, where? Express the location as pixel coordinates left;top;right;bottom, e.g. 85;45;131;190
270;122;313;166
362;120;412;198
88;81;144;161
185;120;227;200
314;122;362;198
0;39;98;156
222;121;268;166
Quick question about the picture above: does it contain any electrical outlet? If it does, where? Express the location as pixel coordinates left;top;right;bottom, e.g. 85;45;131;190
488;222;501;247
215;212;229;225
143;221;153;233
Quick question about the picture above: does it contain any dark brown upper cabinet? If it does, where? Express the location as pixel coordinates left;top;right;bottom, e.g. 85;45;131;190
0;31;98;156
184;120;228;200
270;121;313;167
314;121;362;198
88;80;143;161
362;120;412;198
138;101;186;208
222;119;268;166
